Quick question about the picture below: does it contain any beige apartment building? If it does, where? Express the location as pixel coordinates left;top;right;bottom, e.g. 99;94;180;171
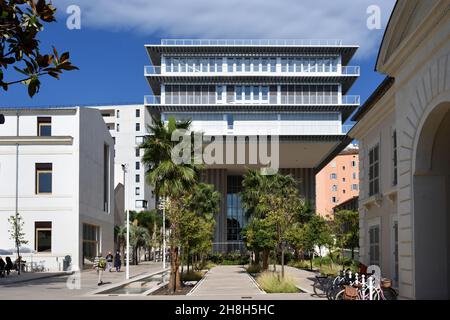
349;0;449;299
316;145;359;217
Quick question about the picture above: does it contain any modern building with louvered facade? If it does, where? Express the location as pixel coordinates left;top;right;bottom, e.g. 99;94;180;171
144;39;360;252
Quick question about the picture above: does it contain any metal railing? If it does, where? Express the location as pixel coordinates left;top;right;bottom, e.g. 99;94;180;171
342;124;355;134
342;66;360;75
145;65;360;76
144;66;162;75
144;95;360;105
160;39;345;46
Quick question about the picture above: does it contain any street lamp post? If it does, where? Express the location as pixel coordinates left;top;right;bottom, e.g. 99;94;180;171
121;163;130;280
158;197;166;270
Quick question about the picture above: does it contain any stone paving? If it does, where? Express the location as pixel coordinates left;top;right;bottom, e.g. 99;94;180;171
0;261;164;300
0;263;325;300
189;265;264;297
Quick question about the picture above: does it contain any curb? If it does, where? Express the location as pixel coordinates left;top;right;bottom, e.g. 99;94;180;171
0;271;73;285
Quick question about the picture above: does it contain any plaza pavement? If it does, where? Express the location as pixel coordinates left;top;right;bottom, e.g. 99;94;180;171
0;263;324;300
0;261;164;300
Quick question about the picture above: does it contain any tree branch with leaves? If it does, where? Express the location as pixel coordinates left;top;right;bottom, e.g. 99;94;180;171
1;0;78;96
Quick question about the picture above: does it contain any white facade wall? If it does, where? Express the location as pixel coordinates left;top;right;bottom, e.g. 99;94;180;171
94;105;155;212
0;108;114;271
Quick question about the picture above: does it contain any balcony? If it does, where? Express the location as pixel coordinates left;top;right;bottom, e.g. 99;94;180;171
341;66;360;76
145;65;360;76
160;39;345;46
144;66;162;75
144;95;360;105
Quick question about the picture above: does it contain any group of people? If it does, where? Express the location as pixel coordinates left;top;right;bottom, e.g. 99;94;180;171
93;250;122;286
0;256;15;278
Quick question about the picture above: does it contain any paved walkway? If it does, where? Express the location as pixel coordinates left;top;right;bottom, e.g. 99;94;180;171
0;261;164;300
190;265;263;297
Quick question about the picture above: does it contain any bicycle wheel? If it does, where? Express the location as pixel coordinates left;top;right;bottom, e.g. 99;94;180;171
335;289;346;300
382;287;398;300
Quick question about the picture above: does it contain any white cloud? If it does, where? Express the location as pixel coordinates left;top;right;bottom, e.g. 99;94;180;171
55;0;396;59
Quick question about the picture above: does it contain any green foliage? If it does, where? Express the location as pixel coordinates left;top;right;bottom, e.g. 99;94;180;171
181;271;203;282
333;210;359;253
246;263;262;274
207;253;250;265
256;272;299;293
1;1;78;96
8;213;28;249
288;260;311;270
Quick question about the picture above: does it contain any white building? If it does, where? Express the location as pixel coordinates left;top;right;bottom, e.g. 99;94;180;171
0;107;115;271
144;39;360;251
94;105;155;212
349;0;450;299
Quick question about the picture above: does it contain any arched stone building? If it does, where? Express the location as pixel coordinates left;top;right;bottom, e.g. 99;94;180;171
349;0;450;299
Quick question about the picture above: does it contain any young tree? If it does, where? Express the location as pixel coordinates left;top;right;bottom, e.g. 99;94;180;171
261;175;305;278
8;213;28;275
141;115;200;293
333;210;359;261
1;0;78;96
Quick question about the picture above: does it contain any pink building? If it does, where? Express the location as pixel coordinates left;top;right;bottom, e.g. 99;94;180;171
316;145;359;217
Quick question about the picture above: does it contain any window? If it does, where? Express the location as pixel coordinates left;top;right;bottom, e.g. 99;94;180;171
342;166;346;170
136;109;140;118
331;196;337;203
343;190;346;194
103;144;110;212
330;173;337;179
135;187;140;196
135;200;148;209
116;110;120;118
369;144;380;196
227;114;234;129
217;85;224;101
352;172;357;179
369;225;380;266
116;124;120;132
37;117;51;136
35;222;51;253
136;123;140;131
135;161;140;170
330;162;336;168
83;224;99;263
36;163;52;194
351;160;357;167
332;185;338;192
135;148;140;157
351;184;359;191
135;174;140;183
392;130;398;186
342;177;346;182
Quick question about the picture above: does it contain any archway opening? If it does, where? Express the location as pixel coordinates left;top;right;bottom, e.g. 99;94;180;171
414;102;450;299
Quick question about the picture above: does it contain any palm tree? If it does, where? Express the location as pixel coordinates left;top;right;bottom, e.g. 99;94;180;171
141;115;199;293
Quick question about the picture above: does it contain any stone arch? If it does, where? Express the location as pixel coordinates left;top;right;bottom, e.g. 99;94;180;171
393;50;450;299
412;101;450;299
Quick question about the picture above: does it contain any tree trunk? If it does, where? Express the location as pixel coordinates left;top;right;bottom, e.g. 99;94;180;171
168;246;181;293
262;249;269;270
187;248;190;273
281;244;285;278
254;249;260;265
351;247;355;260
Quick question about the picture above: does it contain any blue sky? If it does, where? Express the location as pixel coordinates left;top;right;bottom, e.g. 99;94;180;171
0;0;396;117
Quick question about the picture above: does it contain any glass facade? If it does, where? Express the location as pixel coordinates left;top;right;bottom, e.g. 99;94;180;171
164;84;339;105
227;176;246;241
164;56;339;73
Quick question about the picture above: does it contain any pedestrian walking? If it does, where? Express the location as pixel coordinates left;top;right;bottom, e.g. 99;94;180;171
93;253;106;285
105;251;114;272
0;257;5;278
114;250;121;272
5;257;13;276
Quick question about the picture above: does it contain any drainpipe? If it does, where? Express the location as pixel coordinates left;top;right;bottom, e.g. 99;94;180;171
15;112;20;275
